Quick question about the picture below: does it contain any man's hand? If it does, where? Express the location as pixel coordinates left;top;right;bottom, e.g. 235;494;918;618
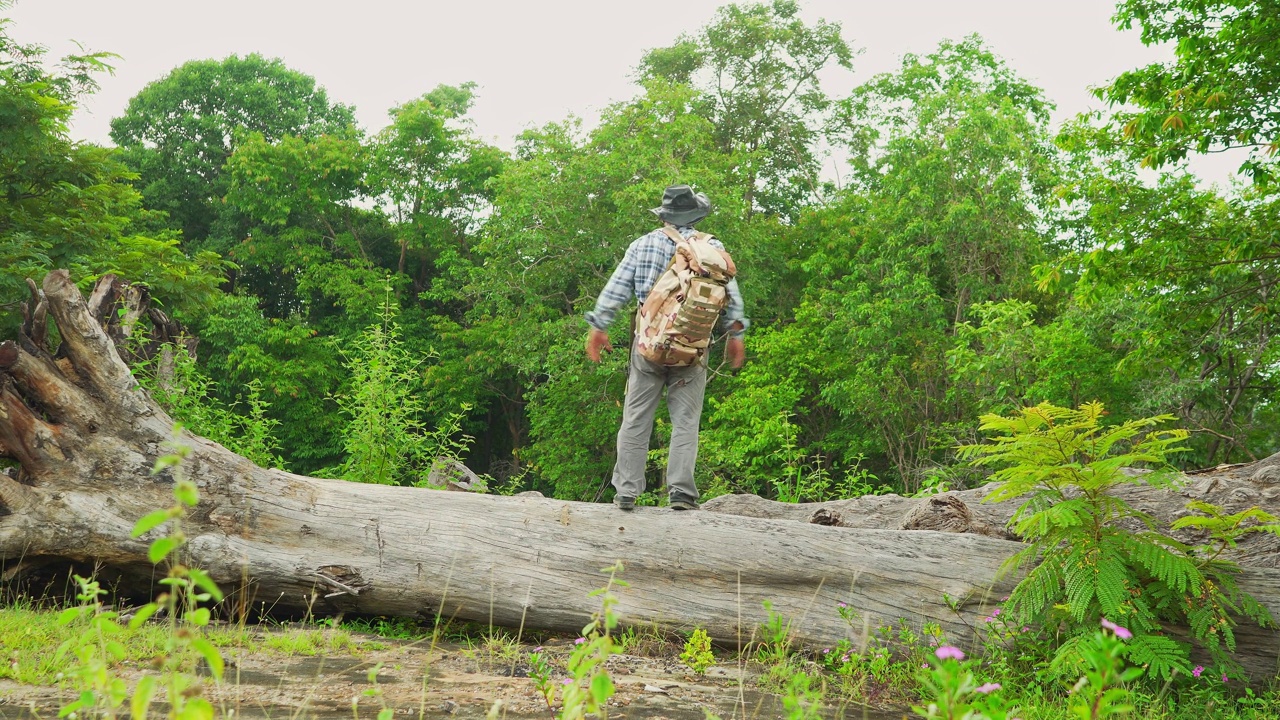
585;328;613;362
726;336;745;369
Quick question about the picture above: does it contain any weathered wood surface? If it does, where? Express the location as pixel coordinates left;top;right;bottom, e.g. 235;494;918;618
0;271;1277;683
704;463;1280;569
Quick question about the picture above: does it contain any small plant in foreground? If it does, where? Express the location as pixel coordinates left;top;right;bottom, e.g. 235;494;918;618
355;663;394;720
1063;619;1145;719
528;646;558;712
128;432;226;719
755;600;794;666
781;669;824;720
914;645;1017;720
559;561;626;720
680;627;715;674
54;575;129;719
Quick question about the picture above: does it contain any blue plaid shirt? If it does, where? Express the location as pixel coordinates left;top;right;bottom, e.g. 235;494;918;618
585;225;748;337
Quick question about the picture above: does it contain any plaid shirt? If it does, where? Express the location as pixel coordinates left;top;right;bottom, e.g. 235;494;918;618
585;225;749;337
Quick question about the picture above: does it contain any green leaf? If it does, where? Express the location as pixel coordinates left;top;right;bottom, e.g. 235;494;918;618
132;675;157;720
57;607;82;625
129;603;160;629
589;672;615;705
188;607;212;627
106;640;127;660
148;536;179;564
191;636;225;681
131;509;174;537
187;568;225;602
182;696;215;720
174;480;199;507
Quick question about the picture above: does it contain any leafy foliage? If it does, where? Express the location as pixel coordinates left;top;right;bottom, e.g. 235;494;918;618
325;290;472;487
0;11;226;333
109;53;358;248
962;402;1273;677
1102;0;1280;183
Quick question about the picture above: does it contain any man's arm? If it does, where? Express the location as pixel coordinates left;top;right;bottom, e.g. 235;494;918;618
710;237;748;368
584;244;639;362
722;278;747;368
720;277;749;337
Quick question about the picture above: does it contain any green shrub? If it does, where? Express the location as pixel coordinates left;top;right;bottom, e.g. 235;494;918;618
960;402;1275;679
680;628;715;674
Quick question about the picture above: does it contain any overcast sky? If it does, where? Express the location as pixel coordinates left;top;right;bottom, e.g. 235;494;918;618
7;0;1242;185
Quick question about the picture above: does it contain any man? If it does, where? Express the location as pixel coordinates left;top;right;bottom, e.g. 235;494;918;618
584;185;748;511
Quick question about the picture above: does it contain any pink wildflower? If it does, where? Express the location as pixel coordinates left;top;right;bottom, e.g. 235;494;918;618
1100;618;1132;640
934;646;965;661
1222;674;1229;683
562;678;573;686
975;682;1001;694
1193;666;1204;678
991;608;1001;616
574;637;587;645
838;602;848;608
983;616;994;623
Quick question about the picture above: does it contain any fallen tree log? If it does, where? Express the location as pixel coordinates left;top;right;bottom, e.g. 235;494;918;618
0;272;1277;683
704;465;1280;569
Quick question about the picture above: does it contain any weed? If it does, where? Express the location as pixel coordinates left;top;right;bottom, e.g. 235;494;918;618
914;644;1017;720
616;623;676;657
680;628;715;675
559;561;626;720
127;433;228;719
52;575;130;718
354;662;395;720
343;615;432;641
527;646;558;712
331;286;472;487
460;631;522;671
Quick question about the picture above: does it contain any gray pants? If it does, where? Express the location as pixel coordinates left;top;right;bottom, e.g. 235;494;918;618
611;343;707;503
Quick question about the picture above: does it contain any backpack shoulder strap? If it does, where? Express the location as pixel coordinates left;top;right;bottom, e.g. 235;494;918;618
657;225;688;245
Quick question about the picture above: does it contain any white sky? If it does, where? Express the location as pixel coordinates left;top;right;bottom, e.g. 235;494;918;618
7;0;1244;185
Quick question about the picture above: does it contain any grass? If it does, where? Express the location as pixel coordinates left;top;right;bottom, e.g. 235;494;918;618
2;594;1279;720
259;625;357;656
0;598;254;685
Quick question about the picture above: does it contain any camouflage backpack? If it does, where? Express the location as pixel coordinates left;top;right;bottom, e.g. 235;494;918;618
635;227;737;367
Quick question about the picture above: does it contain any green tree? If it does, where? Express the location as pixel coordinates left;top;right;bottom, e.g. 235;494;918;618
0;7;225;334
638;0;854;217
369;83;506;298
1102;0;1280;183
110;54;357;250
1046;146;1280;465
708;37;1062;492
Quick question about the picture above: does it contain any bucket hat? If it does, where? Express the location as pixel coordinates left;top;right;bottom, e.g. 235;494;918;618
651;185;711;226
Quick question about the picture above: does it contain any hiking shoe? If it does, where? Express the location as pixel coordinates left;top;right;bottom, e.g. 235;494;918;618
614;496;636;511
669;498;701;511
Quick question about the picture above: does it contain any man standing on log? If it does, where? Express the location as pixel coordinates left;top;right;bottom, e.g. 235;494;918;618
584;185;748;511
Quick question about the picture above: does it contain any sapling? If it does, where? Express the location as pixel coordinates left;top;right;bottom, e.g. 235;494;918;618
128;431;226;720
680;628;715;675
559;562;626;720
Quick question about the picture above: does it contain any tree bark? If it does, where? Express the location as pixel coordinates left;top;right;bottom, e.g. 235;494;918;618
1;271;1277;683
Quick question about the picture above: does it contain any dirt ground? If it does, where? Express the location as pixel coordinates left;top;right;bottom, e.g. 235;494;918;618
0;629;904;719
